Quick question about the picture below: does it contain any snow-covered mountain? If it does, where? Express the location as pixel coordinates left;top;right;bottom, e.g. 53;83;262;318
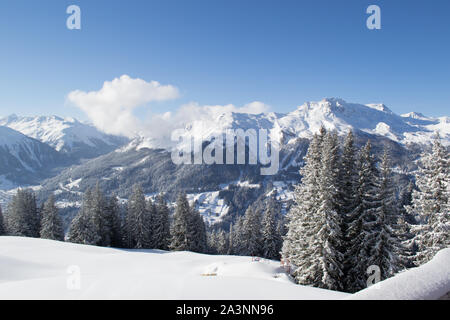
0;115;128;159
130;98;449;151
0;126;64;186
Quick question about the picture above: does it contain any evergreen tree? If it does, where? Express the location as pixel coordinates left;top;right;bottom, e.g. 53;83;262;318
261;207;279;260
339;131;358;280
242;207;262;257
231;216;245;255
187;205;207;253
5;189;40;238
170;193;191;251
345;141;379;292
91;183;111;247
0;205;5;236
316;132;345;291
397;181;416;267
125;184;152;249
216;230;229;255
67;189;101;245
368;149;405;280
207;230;218;254
107;195;123;248
40;195;64;241
407;134;449;264
282;130;325;286
152;194;171;250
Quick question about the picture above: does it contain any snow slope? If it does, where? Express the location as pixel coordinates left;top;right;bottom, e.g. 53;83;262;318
0;237;348;300
349;248;450;300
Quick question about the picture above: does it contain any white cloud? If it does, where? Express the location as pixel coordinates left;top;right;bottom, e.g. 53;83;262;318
68;75;271;142
141;101;271;147
67;75;180;137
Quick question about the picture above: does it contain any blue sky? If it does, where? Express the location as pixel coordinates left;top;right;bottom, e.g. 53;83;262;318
0;0;449;119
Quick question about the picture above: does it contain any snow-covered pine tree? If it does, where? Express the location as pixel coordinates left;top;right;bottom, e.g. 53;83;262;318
5;189;40;238
261;207;279;260
397;181;416;267
40;195;64;241
170;193;191;251
227;223;234;255
282;129;326;286
152;194;171;250
345;141;379;292
231;216;245;255
367;148;405;280
407;134;449;265
146;198;157;248
91;183;111;247
208;230;220;254
0;205;5;235
315;131;345;291
216;230;229;255
339;131;357;243
242;207;262;257
125;184;152;249
107;194;123;248
187;205;207;253
67;189;101;245
275;216;286;258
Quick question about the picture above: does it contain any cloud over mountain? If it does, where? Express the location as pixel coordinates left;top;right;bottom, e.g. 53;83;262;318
67;75;180;137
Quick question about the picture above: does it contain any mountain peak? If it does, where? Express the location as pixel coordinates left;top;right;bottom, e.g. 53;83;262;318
401;112;428;120
365;103;393;114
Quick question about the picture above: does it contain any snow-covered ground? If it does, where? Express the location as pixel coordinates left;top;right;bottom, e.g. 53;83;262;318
349;248;450;300
0;237;348;300
0;237;448;300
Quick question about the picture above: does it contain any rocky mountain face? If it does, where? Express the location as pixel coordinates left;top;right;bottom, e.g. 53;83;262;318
0;126;65;186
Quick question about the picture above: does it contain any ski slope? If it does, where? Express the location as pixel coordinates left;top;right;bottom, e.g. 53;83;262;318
0;237;347;300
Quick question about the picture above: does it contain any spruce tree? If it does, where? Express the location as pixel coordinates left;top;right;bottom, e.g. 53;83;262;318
170;193;191;251
91;183;111;247
40;195;64;241
316;131;345;291
152;194;171;250
125;184;152;249
242;207;262;257
231;216;245;255
339;131;358;280
368;149;405;280
187;205;207;253
216;230;229;255
261;207;279;260
282;130;325;286
67;189;101;245
0;205;5;236
107;195;123;248
407;134;449;264
5;189;40;238
345;141;379;292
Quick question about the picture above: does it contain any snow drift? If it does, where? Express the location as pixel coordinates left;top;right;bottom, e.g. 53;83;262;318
349;248;450;300
0;237;347;300
0;237;448;300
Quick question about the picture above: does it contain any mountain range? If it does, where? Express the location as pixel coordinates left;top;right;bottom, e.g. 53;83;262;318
1;98;449;227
